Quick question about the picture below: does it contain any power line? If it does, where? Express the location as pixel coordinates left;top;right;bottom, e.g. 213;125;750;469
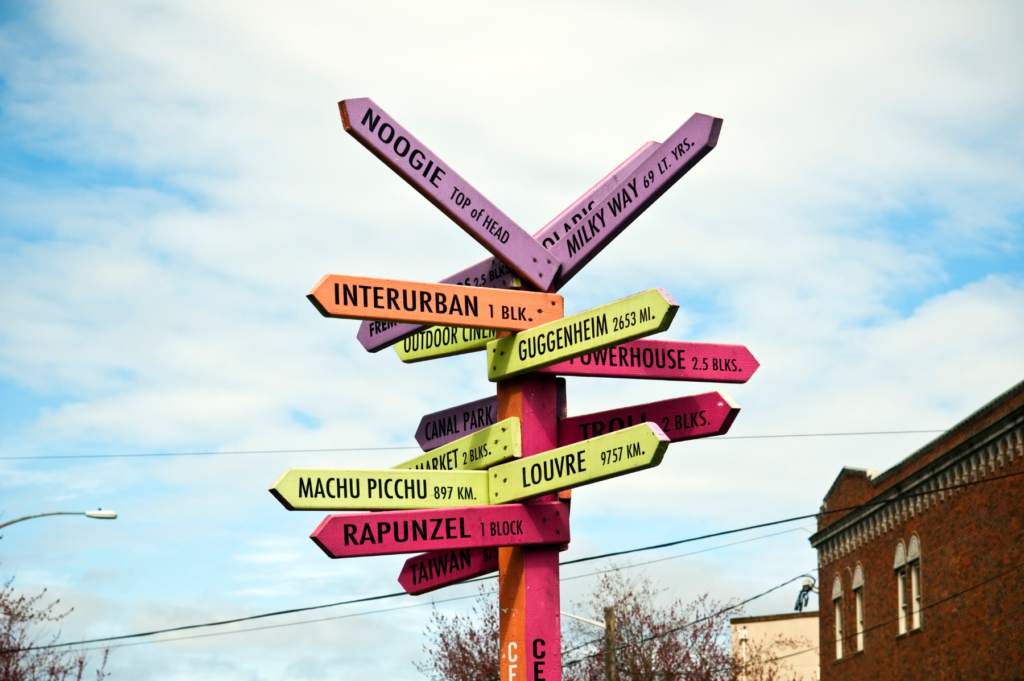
0;429;946;461
4;467;1019;654
562;571;815;667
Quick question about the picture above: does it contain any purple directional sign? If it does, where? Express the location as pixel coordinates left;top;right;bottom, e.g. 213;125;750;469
340;98;560;292
415;395;500;452
356;141;662;352
547;113;722;277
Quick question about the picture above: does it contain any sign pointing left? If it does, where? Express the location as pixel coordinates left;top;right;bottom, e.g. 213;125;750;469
270;468;488;511
308;275;563;331
340;98;562;292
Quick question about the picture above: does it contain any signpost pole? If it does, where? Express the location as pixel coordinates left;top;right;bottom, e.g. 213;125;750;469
497;372;562;681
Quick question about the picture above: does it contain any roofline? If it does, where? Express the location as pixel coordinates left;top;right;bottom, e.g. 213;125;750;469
822;378;1024;505
730;611;819;624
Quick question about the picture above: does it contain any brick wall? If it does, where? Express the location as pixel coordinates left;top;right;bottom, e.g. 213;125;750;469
812;380;1024;680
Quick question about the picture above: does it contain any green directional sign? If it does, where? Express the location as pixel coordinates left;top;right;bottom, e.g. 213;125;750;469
486;288;678;381
395;325;496;363
487;423;670;504
393;418;521;472
270;468;489;511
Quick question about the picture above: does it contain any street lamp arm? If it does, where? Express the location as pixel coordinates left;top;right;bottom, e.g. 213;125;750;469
561;611;606;629
0;511;86;530
0;510;116;530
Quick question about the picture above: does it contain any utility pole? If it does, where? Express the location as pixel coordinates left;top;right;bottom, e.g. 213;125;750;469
604;606;616;681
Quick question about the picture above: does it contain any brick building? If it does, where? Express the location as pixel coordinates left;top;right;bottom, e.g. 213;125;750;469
808;379;1024;680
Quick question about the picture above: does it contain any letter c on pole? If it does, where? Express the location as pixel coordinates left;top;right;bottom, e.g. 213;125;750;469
533;638;546;659
508;641;518;663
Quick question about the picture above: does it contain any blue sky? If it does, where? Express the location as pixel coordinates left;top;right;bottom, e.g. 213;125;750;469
1;1;1023;679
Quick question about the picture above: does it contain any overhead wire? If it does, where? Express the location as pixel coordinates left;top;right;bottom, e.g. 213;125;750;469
3;465;1019;654
0;429;947;461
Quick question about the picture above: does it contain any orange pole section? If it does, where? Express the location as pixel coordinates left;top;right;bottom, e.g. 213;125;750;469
498;374;561;681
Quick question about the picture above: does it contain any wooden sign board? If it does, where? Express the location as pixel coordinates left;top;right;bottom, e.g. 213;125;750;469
415;396;500;451
395;325;496;363
557;391;739;446
308;275;562;331
312;501;569;558
358;257;517;352
270;468;488;511
399;546;500;595
394;418;521;472
487;288;678;381
355;142;663;353
537;339;759;383
340;98;561;292
488;423;669;504
548;113;723;278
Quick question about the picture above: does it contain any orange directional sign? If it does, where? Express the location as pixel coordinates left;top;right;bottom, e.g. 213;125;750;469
307;275;563;331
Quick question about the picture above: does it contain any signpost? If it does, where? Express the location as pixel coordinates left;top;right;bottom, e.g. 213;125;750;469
557;391;739;446
340;98;561;292
548;113;723;278
395;418;520;472
308;275;563;331
269;97;754;681
311;501;569;558
270;468;489;511
487;289;679;381
355;142;663;353
537;339;760;383
399;546;500;595
489;423;669;504
415;396;500;451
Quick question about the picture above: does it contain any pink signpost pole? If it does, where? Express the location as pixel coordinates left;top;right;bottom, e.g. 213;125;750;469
497;373;562;681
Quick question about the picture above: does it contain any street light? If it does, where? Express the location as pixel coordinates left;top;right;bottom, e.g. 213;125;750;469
0;508;118;530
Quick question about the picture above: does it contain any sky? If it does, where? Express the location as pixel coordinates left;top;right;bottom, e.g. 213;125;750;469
1;1;1022;679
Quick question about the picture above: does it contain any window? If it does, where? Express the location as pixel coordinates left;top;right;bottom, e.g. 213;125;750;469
833;575;843;659
908;535;922;629
894;541;908;635
853;564;865;651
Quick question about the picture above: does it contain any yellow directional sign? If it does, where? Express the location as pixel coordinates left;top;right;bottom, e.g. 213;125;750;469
395;325;496;363
393;418;521;472
486;288;678;381
487;423;669;504
270;468;488;511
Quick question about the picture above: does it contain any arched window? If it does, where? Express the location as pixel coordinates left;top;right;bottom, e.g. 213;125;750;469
894;541;908;635
908;535;922;629
833;575;844;659
852;564;865;651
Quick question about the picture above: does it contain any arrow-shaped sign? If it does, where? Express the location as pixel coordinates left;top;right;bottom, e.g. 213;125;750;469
488;423;669;504
547;114;723;278
395;325;497;363
536;339;759;383
270;468;488;511
394;418;520;472
307;275;562;331
340;98;561;292
356;141;661;353
399;546;500;595
312;501;569;559
557;391;738;446
414;396;500;452
487;289;678;382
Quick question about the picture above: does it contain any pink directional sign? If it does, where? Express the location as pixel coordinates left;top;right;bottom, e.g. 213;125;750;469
537;339;758;383
356;141;661;352
557;391;739;446
547;113;723;278
340;98;560;293
399;546;500;595
311;501;569;559
415;395;500;451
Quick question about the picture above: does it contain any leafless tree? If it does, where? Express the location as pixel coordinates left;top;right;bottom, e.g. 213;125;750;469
0;576;108;681
415;583;499;681
417;568;806;681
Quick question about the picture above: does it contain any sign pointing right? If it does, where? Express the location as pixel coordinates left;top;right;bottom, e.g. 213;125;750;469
487;288;678;381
